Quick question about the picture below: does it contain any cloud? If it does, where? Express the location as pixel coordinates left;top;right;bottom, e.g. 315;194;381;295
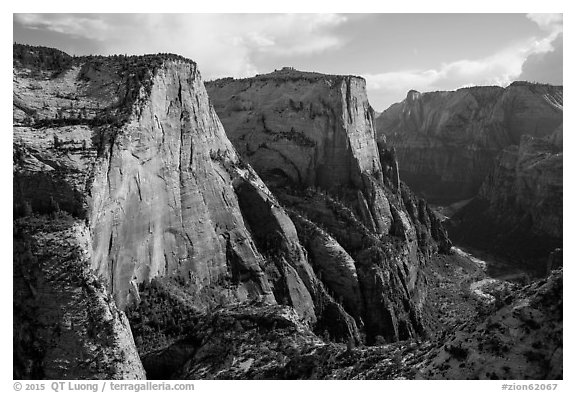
364;41;534;108
519;34;562;84
245;13;347;56
14;13;347;79
365;13;563;109
366;51;523;91
518;14;563;85
14;13;111;39
526;13;563;33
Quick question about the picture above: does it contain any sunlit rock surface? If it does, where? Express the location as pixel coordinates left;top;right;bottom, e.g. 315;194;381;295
375;83;562;204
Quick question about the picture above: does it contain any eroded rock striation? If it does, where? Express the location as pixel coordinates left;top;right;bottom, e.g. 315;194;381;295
14;46;499;380
375;83;563;204
13;46;378;378
206;68;451;343
14;49;277;312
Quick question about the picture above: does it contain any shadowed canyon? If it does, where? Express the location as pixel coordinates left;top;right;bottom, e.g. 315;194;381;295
13;45;562;380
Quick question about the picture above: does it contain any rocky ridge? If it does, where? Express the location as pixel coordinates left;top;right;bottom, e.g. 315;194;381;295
419;268;562;379
140;265;563;380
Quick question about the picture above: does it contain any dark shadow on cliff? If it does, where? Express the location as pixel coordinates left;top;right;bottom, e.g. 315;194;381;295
447;198;562;278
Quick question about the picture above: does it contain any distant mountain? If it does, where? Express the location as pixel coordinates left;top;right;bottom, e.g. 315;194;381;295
375;82;563;204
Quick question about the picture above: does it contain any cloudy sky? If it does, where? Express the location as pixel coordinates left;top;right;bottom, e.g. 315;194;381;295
13;13;562;110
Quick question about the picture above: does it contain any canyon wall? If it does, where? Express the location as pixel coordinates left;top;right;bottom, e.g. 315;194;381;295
206;70;382;193
14;55;278;312
448;135;562;276
87;61;280;310
14;48;440;366
375;83;563;204
207;68;452;343
14;48;453;379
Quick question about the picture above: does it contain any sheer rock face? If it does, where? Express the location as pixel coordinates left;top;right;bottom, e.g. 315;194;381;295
206;69;451;342
87;62;279;309
13;49;357;347
206;70;393;234
448;135;562;275
206;70;382;191
375;83;563;204
479;136;562;239
13;217;146;380
14;48;451;372
13;56;322;317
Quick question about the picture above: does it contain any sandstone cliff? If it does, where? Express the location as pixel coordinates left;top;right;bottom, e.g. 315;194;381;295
448;135;562;276
206;70;392;234
206;68;452;343
206;70;382;192
13;46;369;378
14;51;276;311
375;83;563;204
14;46;561;380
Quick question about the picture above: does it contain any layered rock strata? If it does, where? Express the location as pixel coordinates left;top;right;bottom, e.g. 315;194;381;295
14;47;453;381
375;83;563;203
206;68;452;342
12;46;362;367
13;47;359;377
